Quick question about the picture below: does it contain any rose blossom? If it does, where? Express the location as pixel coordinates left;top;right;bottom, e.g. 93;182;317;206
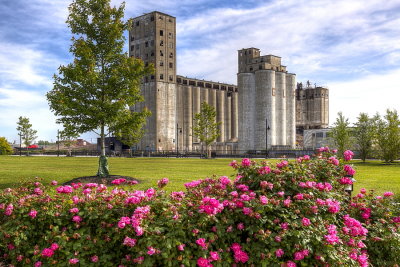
69;258;79;264
275;248;284;257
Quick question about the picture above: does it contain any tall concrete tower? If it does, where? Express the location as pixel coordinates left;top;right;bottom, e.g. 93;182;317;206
238;48;296;151
129;12;177;151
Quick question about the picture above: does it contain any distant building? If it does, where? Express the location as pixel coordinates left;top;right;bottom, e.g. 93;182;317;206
128;11;329;153
296;81;329;132
303;128;332;149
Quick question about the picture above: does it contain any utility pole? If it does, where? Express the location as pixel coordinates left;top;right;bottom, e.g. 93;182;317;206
19;132;22;156
57;130;60;157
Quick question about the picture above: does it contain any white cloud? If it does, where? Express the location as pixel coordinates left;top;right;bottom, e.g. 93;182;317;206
329;68;400;125
0;42;55;87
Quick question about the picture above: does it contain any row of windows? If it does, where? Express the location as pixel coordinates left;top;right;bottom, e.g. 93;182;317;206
143;74;174;82
130;41;174;51
134;15;173;27
130;30;173;42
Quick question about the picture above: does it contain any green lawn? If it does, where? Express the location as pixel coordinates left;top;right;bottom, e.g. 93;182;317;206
0;156;399;196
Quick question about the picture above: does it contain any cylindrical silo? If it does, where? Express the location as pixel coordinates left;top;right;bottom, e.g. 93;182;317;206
261;70;276;149
217;90;225;143
225;93;232;142
285;73;296;148
276;72;286;146
231;92;238;140
192;86;201;144
254;70;268;150
184;85;193;151
200;87;209;105
238;73;255;151
209;89;217;110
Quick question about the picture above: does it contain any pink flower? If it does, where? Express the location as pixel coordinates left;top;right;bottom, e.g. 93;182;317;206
196;238;208;249
283;198;292;207
259;195;268;205
360;188;367;194
118;216;131;229
69;258;79;264
50;243;59;251
69;208;79;214
41;248;54;258
177;244;185;251
344;165;356;176
197;257;212;267
147;246;157;255
72;215;82;223
343;150;354;161
229;160;238;168
4;204;13;216
277;191;285;197
286;260;297;267
329;156;339;166
34;187;43;195
276;160;288;169
210;251;220;261
91;255;99;262
294;251;304;261
111;178;126;185
241;158;251;167
384;191;394;197
29;209;38;218
56;185;73;194
123;237;137;247
237;223;245;230
258;166;271;175
34;261;42;267
302;217;311;226
275;248;284;257
339;177;353;185
233;250;249;263
157;178;169;188
51;180;58;185
280;222;289;230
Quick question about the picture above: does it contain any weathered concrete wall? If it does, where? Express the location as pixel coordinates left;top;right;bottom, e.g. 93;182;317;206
286;74;296;148
217;90;225;142
156;82;176;151
238;73;255;151
276;72;286;146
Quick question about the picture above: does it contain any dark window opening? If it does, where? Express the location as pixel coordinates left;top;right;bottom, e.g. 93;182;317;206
177;77;182;83
130;36;134;41
135;21;139;26
205;83;212;88
249;67;253;71
151;52;154;56
169;53;173;58
160;50;163;56
169;75;173;81
160;30;163;36
183;79;188;85
160;40;164;46
168;32;173;38
151;75;155;80
160;61;164;66
145;41;148;47
151;16;154;21
169;62;173;68
189;80;196;86
160;74;164;80
130;45;134;51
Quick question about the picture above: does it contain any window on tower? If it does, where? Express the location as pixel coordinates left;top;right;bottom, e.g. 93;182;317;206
169;75;173;81
136;21;139;26
130;45;134;51
160;30;164;36
160;40;164;46
145;41;148;47
160;61;164;66
160;74;164;80
169;52;173;58
160;50;163;56
169;62;173;68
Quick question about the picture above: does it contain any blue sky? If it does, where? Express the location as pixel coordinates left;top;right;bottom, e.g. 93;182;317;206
1;0;400;143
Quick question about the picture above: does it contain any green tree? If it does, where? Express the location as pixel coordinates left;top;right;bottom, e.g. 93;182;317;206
353;113;377;162
192;102;221;159
16;116;38;153
47;0;151;177
330;112;352;157
112;115;146;157
59;130;80;157
0;137;13;155
376;109;400;163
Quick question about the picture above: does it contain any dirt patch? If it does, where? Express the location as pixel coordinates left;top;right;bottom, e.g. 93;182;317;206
63;175;140;186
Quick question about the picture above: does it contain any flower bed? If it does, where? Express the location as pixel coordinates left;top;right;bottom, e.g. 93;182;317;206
1;148;399;266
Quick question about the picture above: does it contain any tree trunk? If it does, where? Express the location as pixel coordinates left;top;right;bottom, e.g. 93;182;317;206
97;125;109;177
207;144;211;159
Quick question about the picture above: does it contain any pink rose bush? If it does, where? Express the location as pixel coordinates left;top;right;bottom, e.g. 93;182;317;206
0;148;399;266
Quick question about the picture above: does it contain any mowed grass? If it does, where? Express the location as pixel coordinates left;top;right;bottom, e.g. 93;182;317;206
0;156;399;195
